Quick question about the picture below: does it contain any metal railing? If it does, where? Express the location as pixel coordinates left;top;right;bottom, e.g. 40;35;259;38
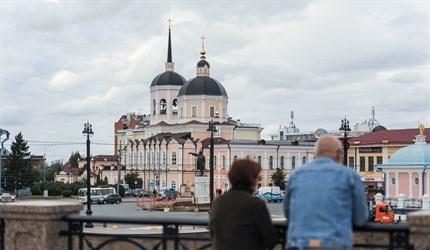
61;215;412;250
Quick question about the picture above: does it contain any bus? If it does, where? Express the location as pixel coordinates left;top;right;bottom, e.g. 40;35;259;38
78;187;116;204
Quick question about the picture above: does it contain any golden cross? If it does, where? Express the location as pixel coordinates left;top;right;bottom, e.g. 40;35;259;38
167;18;172;29
200;35;206;49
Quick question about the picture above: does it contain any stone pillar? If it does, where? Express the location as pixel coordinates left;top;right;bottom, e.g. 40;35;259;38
408;211;430;249
397;193;405;208
195;176;210;204
374;193;383;204
421;194;430;209
0;200;82;250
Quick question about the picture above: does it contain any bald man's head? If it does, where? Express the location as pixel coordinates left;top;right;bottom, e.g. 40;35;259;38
315;135;343;163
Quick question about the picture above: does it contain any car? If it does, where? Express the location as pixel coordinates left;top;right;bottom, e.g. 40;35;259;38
256;186;282;203
97;193;122;204
0;192;15;202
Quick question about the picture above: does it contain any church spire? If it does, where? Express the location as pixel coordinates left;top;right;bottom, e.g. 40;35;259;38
165;18;174;72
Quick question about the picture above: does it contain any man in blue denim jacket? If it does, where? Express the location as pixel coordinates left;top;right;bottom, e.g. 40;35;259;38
284;135;368;249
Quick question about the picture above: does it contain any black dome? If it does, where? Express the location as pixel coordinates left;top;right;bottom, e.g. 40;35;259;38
372;125;387;132
151;71;186;87
178;77;227;97
197;60;210;68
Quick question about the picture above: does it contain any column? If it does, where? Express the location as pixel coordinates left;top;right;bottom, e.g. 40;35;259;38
395;172;399;197
0;201;81;250
409;173;412;198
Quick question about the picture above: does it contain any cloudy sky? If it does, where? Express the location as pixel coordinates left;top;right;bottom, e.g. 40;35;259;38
0;0;429;163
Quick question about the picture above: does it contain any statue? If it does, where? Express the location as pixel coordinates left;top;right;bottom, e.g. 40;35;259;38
189;150;206;176
419;122;425;135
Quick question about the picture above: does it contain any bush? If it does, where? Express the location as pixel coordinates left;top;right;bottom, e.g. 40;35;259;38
62;190;73;197
30;182;43;195
45;182;64;196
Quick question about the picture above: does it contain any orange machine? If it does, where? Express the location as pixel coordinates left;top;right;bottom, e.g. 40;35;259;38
369;202;395;223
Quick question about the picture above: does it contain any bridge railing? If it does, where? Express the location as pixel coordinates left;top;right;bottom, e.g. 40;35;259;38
60;214;412;250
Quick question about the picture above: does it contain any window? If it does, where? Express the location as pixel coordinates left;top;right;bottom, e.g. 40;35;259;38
349;157;354;168
162;180;166;187
214;156;217;169
146;152;150;165
153;99;156;115
222;156;226;169
360;157;365;172
368;157;374;172
152;152;155;165
377;156;383;165
157;152;160;165
163;152;166;165
257;156;262;164
234;155;238;161
192;106;197;117
269;156;273;169
160;99;167;114
414;178;419;185
172;99;178;114
171;152;177;165
171;180;176;190
210;106;215;117
280;156;284;169
302;156;306;164
140;152;143;165
280;131;284;140
180;107;183;118
391;178;395;185
292;156;296;169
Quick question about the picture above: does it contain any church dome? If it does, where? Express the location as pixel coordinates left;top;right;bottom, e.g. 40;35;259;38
178;77;227;96
387;143;430;165
150;71;186;87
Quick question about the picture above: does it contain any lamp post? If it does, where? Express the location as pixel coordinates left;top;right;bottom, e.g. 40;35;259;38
0;129;10;191
339;116;351;166
207;111;218;207
82;121;94;228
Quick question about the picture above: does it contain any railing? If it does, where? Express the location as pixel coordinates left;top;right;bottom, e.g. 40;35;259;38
61;215;412;250
404;198;422;208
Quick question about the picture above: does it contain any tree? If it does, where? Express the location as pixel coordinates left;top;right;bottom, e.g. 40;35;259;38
4;133;38;194
69;151;81;169
271;168;287;190
45;160;63;181
124;172;139;189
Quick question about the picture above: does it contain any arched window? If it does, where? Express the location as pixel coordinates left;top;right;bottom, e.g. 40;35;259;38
292;156;296;169
257;156;262;164
269;156;273;169
171;180;176;190
171;152;177;165
146;152;150;165
302;156;306;164
234;155;238;161
157;152;160;165
172;99;178;114
140;152;143;165
163;152;166;165
162;180;166;188
160;99;167;114
222;156;226;169
214;156;217;169
153;99;156;115
280;156;284;169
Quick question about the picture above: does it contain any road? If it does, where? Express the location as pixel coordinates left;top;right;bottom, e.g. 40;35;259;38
78;197;285;229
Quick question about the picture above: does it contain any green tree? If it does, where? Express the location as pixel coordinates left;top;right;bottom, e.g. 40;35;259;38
45;160;63;181
69;151;81;169
271;168;287;190
4;133;38;194
124;172;139;189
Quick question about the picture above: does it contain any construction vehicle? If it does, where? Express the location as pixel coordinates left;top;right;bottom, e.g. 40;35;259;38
369;202;395;223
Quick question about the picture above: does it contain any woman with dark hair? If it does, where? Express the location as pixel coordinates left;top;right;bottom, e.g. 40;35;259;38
209;159;278;250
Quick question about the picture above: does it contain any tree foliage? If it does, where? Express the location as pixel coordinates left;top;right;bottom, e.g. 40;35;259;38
69;151;81;169
271;168;287;190
4;133;38;193
44;160;63;181
124;172;139;188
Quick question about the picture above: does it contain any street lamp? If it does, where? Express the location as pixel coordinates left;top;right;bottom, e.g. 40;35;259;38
207;111;218;207
82;121;94;228
339;116;351;166
0;129;10;191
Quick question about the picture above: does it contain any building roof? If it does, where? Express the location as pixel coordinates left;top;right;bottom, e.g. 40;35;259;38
349;128;430;146
383;143;430;166
178;77;227;97
150;71;186;87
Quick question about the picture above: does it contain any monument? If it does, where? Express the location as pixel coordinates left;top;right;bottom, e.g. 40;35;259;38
190;151;209;204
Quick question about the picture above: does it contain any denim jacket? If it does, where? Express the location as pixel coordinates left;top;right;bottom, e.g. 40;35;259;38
284;157;368;250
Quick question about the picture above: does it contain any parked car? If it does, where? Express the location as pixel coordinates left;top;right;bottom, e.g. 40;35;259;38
0;192;15;202
97;193;122;204
256;186;282;203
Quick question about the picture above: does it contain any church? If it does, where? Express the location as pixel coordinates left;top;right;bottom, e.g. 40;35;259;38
108;24;315;194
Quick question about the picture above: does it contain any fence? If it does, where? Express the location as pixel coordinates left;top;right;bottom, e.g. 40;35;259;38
60;214;412;250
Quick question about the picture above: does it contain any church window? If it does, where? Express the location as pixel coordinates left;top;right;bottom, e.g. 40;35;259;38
192;106;197;117
210;107;215;117
292;156;296;169
160;99;167;114
157;152;160;165
171;152;177;165
163;152;166;165
257;156;262;164
302;156;306;164
172;99;178;114
153;99;156;115
222;156;226;169
234;155;238;161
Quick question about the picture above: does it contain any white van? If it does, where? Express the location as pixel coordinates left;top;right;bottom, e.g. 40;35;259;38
256;186;282;202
